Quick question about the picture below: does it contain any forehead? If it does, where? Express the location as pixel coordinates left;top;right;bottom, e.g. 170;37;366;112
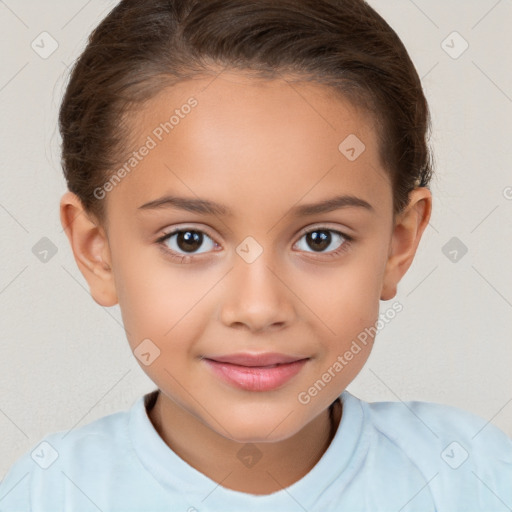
106;70;391;220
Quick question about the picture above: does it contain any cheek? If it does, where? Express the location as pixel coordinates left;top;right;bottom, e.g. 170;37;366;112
301;252;385;336
112;251;178;346
114;256;212;358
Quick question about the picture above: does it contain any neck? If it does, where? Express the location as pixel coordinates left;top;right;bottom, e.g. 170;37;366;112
147;391;342;495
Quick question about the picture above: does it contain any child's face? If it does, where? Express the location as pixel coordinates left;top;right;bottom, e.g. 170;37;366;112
63;70;431;442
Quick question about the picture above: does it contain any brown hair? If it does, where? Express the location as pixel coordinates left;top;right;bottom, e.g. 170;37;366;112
59;0;434;226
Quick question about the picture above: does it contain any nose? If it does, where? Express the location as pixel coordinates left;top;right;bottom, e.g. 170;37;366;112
218;251;296;333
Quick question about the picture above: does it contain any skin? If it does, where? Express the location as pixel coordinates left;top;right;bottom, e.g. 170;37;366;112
60;70;432;495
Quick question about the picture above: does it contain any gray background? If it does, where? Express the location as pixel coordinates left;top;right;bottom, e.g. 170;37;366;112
1;0;511;478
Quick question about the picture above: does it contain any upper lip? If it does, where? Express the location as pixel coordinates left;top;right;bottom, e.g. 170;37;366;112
204;353;309;367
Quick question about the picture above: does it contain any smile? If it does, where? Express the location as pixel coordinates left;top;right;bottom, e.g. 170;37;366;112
203;353;309;392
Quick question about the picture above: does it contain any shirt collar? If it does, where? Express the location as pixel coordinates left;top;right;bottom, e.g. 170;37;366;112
129;388;370;509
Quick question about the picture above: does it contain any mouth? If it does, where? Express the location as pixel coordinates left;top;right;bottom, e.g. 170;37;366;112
203;353;310;392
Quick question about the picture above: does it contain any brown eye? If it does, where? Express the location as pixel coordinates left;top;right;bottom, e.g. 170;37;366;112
175;230;203;253
305;230;331;252
295;227;349;255
158;228;217;256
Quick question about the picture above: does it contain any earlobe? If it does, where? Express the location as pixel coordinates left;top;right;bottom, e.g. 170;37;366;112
59;191;118;307
380;188;432;301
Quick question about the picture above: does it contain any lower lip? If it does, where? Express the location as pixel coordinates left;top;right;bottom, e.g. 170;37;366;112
204;359;309;392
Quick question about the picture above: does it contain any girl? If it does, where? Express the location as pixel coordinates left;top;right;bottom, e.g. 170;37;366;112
1;0;511;510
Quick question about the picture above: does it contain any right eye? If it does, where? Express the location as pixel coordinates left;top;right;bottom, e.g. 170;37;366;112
156;227;219;263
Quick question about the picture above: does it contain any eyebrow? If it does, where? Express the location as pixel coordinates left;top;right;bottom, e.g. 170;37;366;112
137;194;374;216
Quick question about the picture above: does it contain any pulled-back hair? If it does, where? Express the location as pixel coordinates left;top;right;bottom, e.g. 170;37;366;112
59;0;434;225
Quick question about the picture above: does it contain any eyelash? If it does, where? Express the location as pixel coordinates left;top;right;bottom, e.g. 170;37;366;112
155;225;354;264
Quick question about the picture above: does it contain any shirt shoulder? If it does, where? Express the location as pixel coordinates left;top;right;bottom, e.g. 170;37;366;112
360;396;512;507
0;405;133;511
364;397;512;459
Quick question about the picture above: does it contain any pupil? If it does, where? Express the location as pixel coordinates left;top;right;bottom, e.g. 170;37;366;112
307;230;330;251
177;231;202;252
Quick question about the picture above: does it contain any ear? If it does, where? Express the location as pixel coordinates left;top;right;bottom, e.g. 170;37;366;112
380;187;432;301
59;191;118;307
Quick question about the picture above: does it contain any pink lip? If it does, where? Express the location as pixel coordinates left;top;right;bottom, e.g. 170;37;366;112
203;353;309;392
206;352;306;367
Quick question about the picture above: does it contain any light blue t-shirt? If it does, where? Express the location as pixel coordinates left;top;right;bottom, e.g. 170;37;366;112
1;389;511;511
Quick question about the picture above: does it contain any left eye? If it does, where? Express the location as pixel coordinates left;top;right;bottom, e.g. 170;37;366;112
294;228;349;254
